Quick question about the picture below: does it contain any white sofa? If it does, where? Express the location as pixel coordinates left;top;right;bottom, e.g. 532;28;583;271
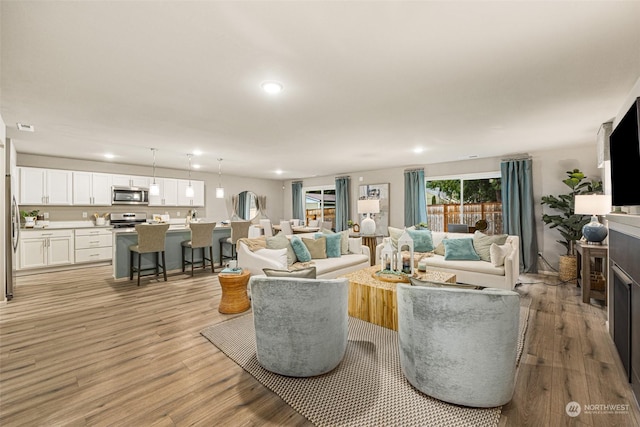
237;233;371;279
375;231;520;290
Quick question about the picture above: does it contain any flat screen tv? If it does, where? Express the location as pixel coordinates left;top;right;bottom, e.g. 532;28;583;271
609;97;640;207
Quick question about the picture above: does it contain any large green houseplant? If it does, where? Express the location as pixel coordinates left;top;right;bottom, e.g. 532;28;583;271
541;169;602;280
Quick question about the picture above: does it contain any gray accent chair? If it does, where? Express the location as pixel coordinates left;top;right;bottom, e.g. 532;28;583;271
129;223;170;286
249;276;349;377
397;284;520;407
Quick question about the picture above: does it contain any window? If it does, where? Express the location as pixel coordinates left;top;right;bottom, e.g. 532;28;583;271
303;186;336;228
426;172;502;234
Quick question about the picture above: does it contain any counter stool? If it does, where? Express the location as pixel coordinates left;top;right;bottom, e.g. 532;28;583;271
129;223;170;286
181;222;216;276
219;220;251;271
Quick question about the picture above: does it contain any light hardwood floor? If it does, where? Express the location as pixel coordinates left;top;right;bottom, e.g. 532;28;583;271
1;266;638;426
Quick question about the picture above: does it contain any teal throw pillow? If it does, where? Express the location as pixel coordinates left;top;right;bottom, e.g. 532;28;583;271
315;232;342;258
407;229;435;252
266;232;297;266
443;238;481;261
290;235;312;262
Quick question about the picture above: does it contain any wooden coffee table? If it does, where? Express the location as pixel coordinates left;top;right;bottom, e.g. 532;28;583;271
218;269;251;314
341;265;456;330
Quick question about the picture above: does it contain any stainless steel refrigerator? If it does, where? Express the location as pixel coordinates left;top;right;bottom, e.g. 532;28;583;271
5;138;19;300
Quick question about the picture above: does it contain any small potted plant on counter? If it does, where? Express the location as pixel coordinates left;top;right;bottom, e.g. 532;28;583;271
20;209;40;228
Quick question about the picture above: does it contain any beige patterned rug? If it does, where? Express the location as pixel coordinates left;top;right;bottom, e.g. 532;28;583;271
201;302;530;427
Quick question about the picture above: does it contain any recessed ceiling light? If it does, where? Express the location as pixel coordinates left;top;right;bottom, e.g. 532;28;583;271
413;147;425;154
193;164;201;169
104;153;115;159
275;169;283;175
192;150;202;156
16;123;35;132
261;81;283;94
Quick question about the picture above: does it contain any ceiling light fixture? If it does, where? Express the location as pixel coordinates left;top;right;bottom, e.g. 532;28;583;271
275;169;283;175
261;81;283;94
185;154;194;198
216;158;225;199
149;148;160;196
192;149;202;156
104;153;115;159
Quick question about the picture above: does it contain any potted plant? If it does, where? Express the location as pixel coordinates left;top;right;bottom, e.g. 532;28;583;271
20;209;40;227
541;169;602;281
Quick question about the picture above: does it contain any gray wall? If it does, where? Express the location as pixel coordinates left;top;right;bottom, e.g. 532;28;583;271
283;143;602;274
17;154;285;224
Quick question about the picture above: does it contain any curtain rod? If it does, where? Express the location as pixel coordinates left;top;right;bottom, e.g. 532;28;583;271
404;167;424;172
335;175;350;180
501;153;531;162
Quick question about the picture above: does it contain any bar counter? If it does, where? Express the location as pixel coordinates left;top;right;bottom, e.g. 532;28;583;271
112;224;231;279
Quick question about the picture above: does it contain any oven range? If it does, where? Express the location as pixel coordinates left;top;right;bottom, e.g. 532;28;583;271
110;212;148;229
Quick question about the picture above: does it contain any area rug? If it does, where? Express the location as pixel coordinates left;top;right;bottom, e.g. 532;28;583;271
201;301;530;427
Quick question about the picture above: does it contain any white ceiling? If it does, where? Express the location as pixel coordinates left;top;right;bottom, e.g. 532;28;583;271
2;1;640;180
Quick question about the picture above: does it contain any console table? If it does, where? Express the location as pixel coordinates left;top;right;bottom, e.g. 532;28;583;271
576;242;608;304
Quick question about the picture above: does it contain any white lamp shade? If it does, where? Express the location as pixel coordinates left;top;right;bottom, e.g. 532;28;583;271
216;187;224;199
358;199;380;214
185;185;194;198
149;182;160;196
574;194;611;215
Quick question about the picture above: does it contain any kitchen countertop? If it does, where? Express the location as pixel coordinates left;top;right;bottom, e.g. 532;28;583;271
21;220;230;232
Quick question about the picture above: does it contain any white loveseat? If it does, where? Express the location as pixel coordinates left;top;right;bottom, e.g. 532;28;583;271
237;233;371;279
375;231;520;290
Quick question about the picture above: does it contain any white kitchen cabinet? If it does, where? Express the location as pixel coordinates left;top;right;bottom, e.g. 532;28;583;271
177;179;205;207
18;229;74;269
19;167;73;205
112;174;150;188
73;172;113;205
148;178;178;206
75;228;113;263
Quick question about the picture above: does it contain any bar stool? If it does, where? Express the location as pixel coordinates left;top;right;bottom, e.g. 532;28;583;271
181;222;216;276
129;223;170;286
219;220;251;270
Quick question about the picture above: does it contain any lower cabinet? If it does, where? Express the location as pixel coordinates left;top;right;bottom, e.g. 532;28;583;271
19;229;74;269
75;228;113;263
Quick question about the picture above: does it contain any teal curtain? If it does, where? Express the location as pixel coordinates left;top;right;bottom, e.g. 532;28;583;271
335;176;350;231
404;168;427;227
501;158;538;274
292;181;304;221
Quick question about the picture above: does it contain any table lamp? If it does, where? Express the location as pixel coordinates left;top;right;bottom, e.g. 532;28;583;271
358;199;380;235
574;194;611;244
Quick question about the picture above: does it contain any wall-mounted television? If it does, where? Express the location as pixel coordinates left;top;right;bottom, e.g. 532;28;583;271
609;97;640;208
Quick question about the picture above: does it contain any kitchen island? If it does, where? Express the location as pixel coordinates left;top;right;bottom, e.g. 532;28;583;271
112;224;231;279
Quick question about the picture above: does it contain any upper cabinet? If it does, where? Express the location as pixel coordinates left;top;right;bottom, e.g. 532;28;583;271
73;172;112;205
148;178;178;206
19;167;203;207
19;167;73;205
112;174;150;188
177;179;205;207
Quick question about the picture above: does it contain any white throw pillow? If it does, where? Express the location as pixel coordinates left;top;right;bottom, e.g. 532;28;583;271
489;243;511;267
348;237;363;254
254;248;288;268
340;230;350;255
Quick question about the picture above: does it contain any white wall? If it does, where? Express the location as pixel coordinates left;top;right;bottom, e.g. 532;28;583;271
17;154;285;224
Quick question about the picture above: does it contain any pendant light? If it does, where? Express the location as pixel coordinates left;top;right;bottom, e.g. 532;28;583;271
149;148;160;196
216;158;224;198
185;154;194;197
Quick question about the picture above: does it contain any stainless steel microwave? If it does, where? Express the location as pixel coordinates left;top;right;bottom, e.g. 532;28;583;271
112;186;149;205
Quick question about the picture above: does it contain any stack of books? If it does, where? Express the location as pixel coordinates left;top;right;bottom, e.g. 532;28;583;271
220;267;243;274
